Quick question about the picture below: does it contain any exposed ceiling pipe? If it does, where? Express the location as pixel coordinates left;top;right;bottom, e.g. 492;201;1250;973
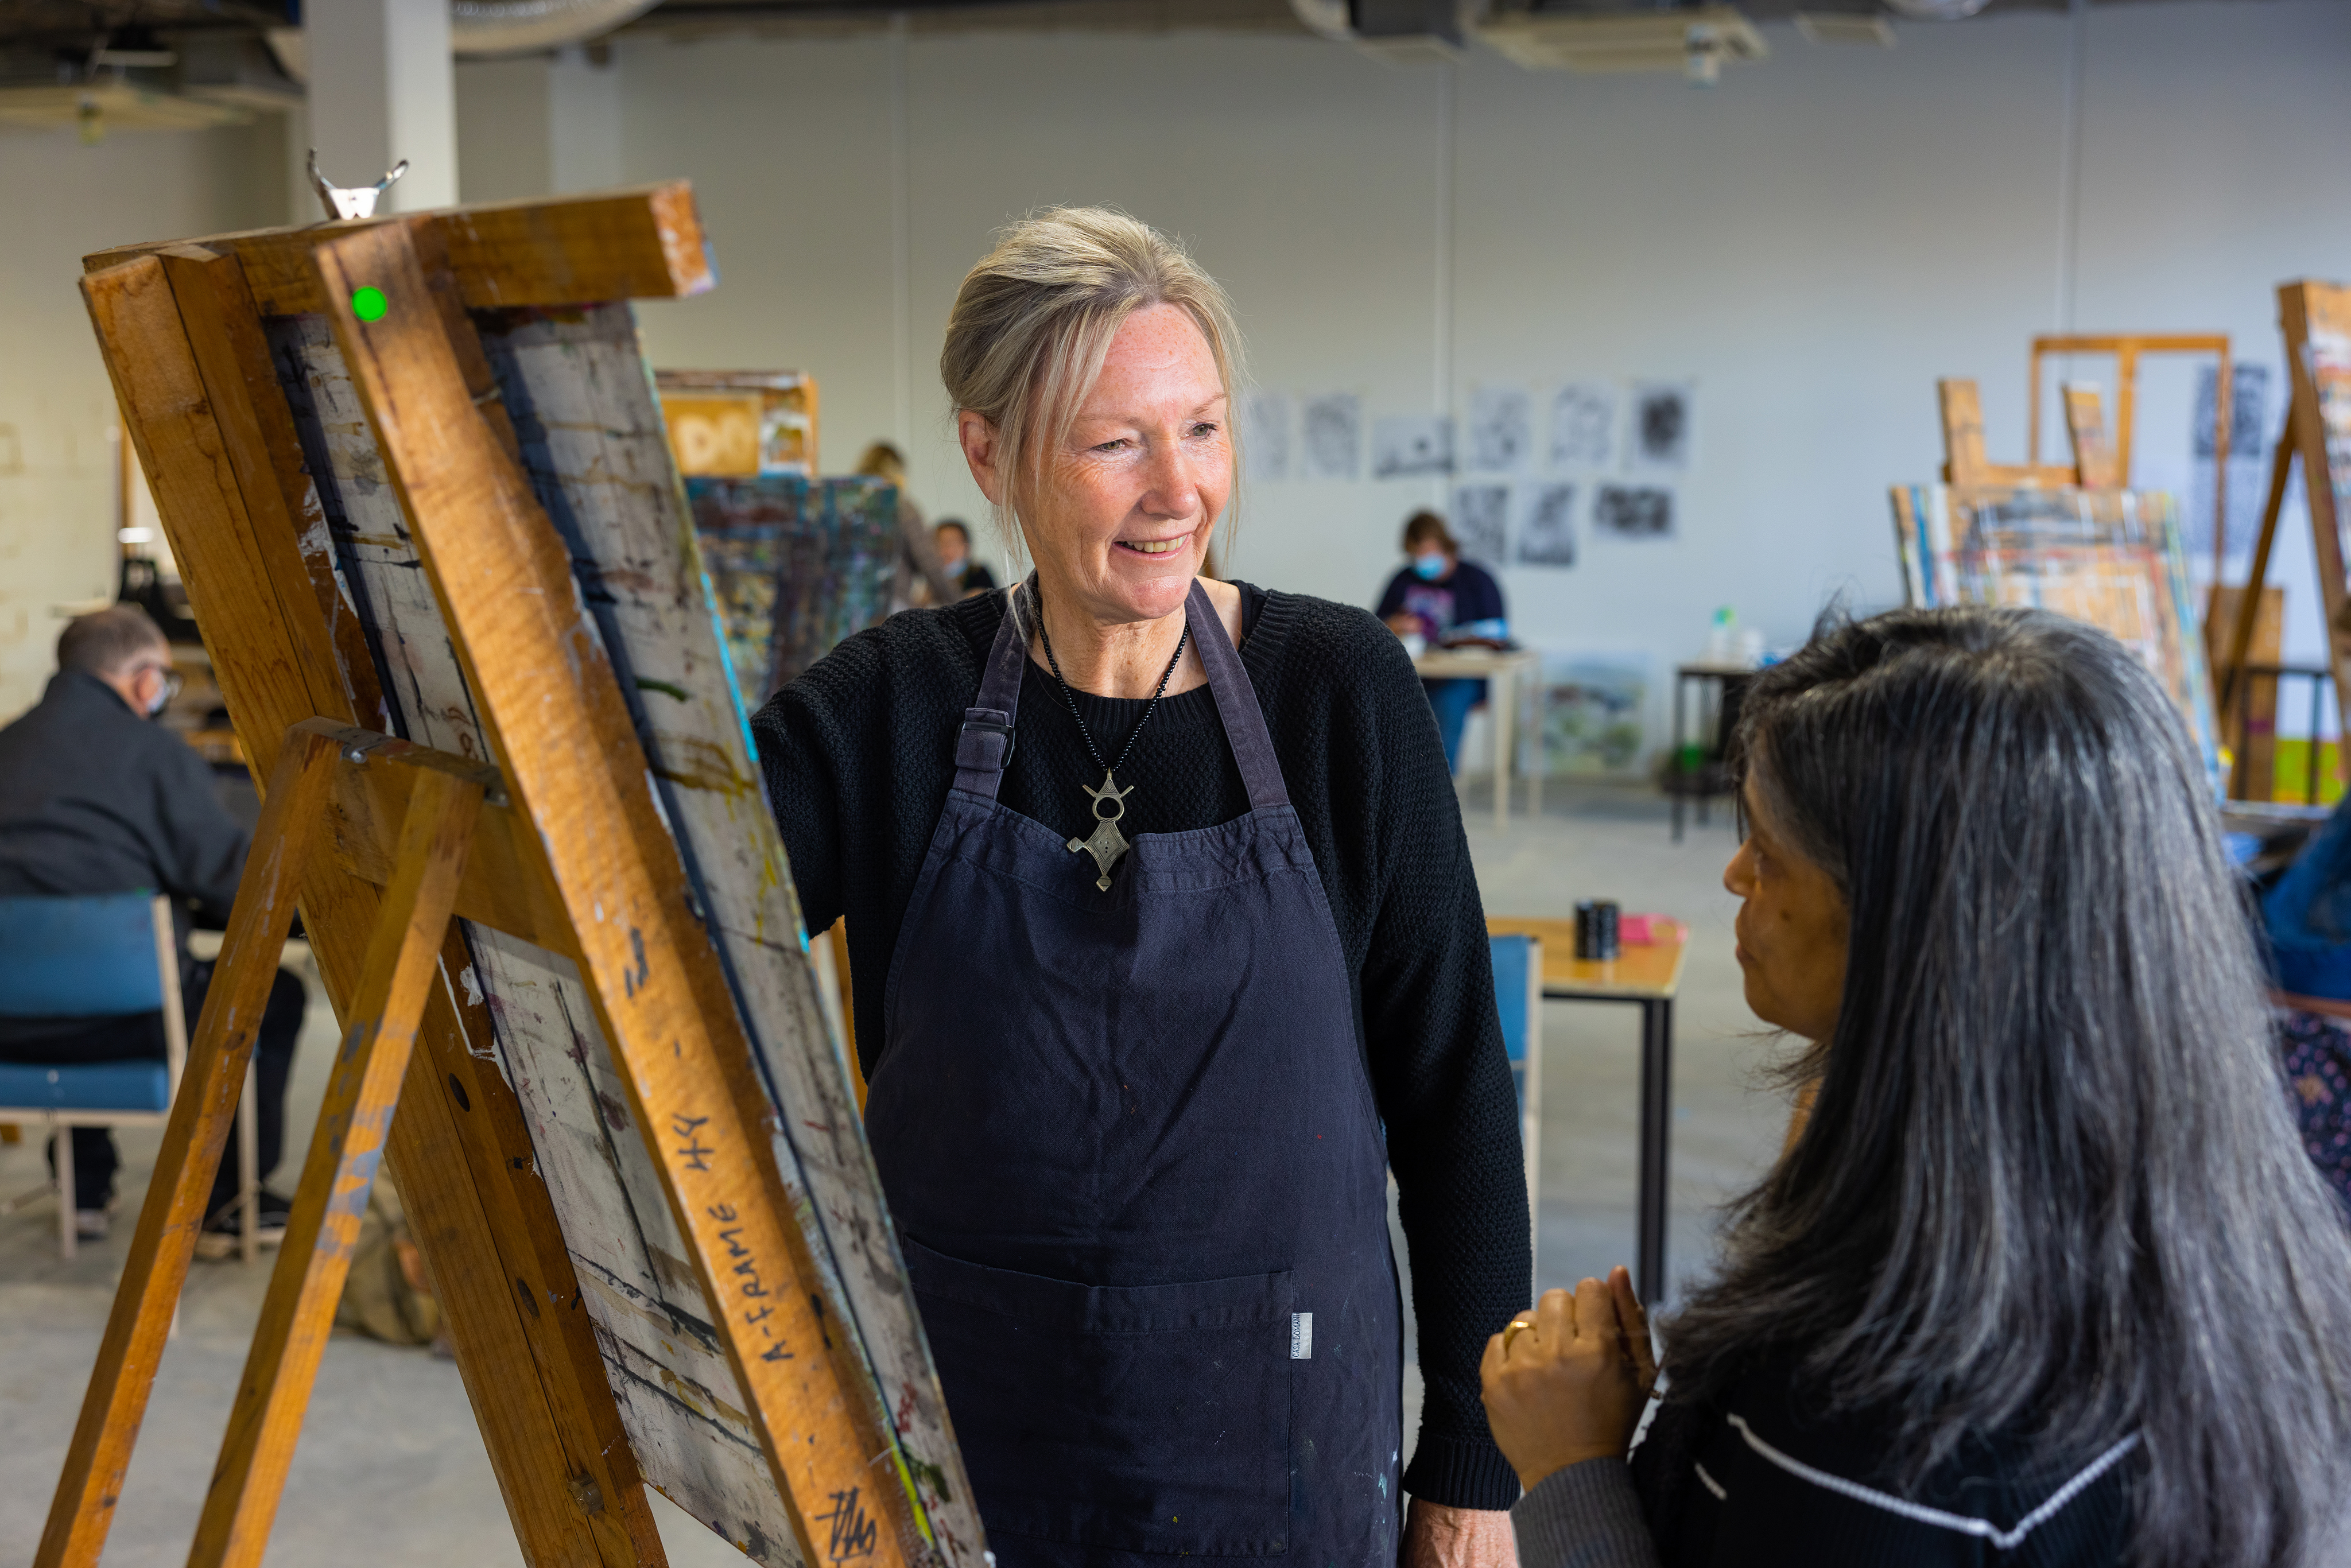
1884;0;1992;17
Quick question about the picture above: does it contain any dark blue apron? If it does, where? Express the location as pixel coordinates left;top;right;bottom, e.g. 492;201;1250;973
867;579;1402;1567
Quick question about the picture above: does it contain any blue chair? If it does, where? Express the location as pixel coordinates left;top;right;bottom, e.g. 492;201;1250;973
1491;933;1543;1274
0;892;256;1260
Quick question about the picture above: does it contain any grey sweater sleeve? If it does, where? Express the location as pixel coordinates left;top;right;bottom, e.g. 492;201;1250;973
1509;1460;1663;1568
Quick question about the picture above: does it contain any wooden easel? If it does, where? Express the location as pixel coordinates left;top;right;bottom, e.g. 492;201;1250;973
2213;284;2351;750
2026;332;2234;576
42;189;980;1568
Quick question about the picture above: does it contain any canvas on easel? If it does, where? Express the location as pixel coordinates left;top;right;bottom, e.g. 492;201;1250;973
42;187;982;1568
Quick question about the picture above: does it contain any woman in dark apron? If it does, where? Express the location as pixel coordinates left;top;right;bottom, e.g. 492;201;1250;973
754;208;1529;1567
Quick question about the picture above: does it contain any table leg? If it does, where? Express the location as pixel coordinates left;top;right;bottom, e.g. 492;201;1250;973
1493;666;1514;830
1636;998;1674;1305
1528;671;1544;820
1671;675;1686;843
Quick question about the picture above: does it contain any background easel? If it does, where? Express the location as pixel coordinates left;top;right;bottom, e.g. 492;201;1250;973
44;188;980;1568
2213;283;2351;796
2025;332;2233;575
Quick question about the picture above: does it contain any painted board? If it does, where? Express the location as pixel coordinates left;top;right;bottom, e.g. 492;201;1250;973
686;475;899;701
1890;482;2221;795
264;305;979;1566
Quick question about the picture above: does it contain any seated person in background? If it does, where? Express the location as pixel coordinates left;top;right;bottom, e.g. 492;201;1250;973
1482;605;2351;1568
1375;510;1507;771
930;518;997;597
0;607;306;1253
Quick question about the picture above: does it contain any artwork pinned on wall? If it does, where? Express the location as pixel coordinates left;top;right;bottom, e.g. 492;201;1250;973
1516;482;1579;568
1531;655;1649;778
1467;386;1533;473
1548;382;1616;470
1302;393;1363;481
1628;382;1695;473
1452;483;1511;564
1375;414;1455;479
2190;362;2274;558
2194;362;2271;459
1593;483;1676;540
1243;389;1293;482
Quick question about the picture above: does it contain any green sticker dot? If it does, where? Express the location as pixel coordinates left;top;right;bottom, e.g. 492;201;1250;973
351;286;389;323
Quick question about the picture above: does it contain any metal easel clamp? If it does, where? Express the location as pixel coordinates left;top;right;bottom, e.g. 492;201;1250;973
307;149;409;222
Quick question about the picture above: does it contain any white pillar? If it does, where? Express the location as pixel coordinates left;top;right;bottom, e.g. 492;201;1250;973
306;0;457;213
547;45;623;194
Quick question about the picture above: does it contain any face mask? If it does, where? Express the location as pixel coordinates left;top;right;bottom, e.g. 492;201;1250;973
1411;552;1449;581
130;664;170;717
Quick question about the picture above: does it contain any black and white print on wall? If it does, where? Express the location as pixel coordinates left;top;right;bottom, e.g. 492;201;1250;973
1549;382;1616;469
1517;483;1579;568
1452;484;1511;565
2190;362;2275;558
2193;362;2271;459
1242;390;1293;482
1628;382;1695;473
1467;386;1533;473
1375;415;1456;479
1301;393;1362;482
1593;484;1675;540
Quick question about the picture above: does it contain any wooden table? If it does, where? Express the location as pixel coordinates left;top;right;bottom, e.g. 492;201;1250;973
1415;645;1544;830
1488;915;1689;1303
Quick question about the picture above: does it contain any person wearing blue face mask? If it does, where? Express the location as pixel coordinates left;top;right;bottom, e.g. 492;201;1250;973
1376;511;1510;771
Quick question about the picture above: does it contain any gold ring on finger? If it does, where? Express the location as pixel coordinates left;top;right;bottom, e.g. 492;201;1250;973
1502;1317;1536;1353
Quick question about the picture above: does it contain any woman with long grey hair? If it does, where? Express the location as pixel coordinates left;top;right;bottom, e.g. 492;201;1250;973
1481;605;2351;1567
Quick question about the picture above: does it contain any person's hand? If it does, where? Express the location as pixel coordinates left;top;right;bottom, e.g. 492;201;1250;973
1480;1267;1658;1493
1399;1497;1517;1568
1386;613;1424;636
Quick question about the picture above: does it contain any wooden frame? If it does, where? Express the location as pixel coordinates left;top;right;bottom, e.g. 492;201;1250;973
2026;333;2233;575
44;186;980;1568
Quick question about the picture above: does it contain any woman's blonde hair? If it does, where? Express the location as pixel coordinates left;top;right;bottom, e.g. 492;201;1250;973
940;207;1244;561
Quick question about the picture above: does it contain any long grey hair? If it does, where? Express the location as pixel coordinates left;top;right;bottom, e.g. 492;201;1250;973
1667;604;2351;1567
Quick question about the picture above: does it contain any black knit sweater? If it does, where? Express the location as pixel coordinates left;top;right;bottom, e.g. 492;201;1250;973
750;582;1529;1511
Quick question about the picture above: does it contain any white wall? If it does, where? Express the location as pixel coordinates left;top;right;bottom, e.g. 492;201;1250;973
10;5;2340;738
0;116;288;721
597;0;2351;753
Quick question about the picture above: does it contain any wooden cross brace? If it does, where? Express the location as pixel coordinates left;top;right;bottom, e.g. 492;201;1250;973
38;720;489;1567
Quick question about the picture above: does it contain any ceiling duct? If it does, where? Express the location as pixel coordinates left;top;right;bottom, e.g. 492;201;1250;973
1286;0;1467;64
1476;5;1768;81
178;34;305;111
451;0;664;58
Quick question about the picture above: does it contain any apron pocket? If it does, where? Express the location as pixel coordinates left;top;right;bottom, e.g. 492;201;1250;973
903;1236;1293;1558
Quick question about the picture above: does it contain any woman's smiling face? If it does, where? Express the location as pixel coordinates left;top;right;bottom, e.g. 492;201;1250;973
1723;772;1850;1043
1013;302;1230;628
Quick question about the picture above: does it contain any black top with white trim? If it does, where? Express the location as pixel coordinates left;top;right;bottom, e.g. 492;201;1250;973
1510;1357;2133;1568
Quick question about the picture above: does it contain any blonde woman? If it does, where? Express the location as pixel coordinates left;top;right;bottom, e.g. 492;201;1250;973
754;209;1527;1567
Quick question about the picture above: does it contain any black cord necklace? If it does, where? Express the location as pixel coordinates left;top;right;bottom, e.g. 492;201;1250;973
1035;592;1189;891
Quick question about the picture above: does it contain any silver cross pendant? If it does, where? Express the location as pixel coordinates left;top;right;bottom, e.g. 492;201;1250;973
1066;771;1136;891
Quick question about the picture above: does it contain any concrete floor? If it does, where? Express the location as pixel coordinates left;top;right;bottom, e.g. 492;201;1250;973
0;782;1788;1565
